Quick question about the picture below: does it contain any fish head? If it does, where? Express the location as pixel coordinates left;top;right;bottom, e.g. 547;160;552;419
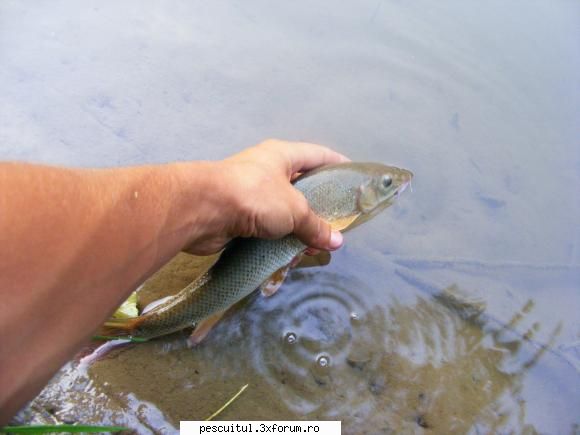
294;162;413;232
349;163;413;230
357;163;413;212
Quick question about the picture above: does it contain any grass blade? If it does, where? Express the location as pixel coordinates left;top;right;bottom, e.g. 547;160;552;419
205;384;249;421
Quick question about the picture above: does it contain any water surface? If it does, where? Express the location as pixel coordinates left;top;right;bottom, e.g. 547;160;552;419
2;1;578;433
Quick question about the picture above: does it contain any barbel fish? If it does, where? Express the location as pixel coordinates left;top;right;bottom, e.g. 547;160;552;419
101;162;413;341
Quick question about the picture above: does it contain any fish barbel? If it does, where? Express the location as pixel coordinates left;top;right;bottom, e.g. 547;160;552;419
102;162;413;340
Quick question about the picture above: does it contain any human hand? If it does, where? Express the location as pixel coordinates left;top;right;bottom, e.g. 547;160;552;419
184;139;349;255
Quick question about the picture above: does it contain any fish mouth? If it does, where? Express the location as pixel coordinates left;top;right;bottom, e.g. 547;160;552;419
391;169;413;198
396;169;413;195
400;168;414;184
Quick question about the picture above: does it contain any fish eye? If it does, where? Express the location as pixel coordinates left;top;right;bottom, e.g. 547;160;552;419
381;175;392;189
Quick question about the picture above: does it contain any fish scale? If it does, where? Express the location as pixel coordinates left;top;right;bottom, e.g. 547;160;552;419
134;236;305;338
104;162;413;339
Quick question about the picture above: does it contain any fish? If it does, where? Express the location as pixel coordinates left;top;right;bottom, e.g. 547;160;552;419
100;162;413;341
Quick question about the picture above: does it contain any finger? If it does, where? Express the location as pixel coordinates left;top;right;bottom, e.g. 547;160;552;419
264;140;350;175
291;193;344;250
287;142;350;174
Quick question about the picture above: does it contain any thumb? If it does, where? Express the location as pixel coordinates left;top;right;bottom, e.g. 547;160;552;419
292;196;344;251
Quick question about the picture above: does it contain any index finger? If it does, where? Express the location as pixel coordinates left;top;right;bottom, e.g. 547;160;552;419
266;140;350;175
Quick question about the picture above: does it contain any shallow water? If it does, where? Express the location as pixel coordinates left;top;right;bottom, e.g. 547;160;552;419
2;0;579;433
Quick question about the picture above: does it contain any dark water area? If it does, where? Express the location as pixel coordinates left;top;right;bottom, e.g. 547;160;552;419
1;0;579;433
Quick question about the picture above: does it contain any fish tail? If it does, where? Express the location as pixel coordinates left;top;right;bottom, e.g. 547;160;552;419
96;316;145;338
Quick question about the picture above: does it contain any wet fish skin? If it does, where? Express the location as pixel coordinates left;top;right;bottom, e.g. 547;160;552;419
105;162;413;339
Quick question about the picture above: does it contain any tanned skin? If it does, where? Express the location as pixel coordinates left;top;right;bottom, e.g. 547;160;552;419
0;139;347;423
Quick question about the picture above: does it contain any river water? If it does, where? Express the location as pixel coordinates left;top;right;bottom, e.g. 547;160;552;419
1;1;579;433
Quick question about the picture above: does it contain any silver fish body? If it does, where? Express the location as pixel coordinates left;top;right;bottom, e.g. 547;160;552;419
108;162;412;339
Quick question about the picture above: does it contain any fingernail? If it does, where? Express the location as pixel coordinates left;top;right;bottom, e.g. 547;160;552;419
328;230;344;250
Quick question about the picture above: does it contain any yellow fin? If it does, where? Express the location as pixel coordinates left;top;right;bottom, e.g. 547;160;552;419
329;214;360;231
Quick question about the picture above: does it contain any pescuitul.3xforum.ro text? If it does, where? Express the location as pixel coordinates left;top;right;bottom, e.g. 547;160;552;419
198;422;322;433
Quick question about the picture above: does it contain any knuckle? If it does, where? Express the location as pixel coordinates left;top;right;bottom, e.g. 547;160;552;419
231;189;259;237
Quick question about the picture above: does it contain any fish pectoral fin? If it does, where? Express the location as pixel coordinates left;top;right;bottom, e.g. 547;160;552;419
260;268;288;297
260;255;303;297
188;309;227;346
329;214;359;232
295;251;331;269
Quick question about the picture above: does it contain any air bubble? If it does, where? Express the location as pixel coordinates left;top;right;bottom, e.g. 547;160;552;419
317;355;330;367
285;332;297;344
350;312;359;321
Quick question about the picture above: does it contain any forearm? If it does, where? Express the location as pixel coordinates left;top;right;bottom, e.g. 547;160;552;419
0;161;212;420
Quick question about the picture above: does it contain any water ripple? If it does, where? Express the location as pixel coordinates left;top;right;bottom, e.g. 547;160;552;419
245;270;385;415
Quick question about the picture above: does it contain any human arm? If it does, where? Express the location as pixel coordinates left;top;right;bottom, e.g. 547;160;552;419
0;139;347;422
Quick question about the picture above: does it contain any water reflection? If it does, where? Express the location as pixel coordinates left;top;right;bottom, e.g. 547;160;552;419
16;258;578;434
380;295;560;433
243;270;569;433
